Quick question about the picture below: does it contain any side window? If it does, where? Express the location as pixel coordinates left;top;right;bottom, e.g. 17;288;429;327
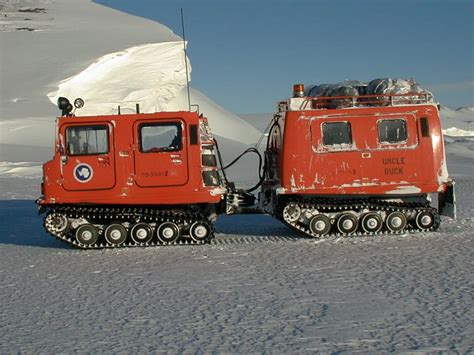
66;125;109;156
140;122;182;153
378;119;407;144
322;122;352;145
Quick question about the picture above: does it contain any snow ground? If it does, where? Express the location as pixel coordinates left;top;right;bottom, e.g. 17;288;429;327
0;155;473;353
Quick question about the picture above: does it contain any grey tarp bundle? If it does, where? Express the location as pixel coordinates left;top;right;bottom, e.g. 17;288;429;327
366;78;431;105
307;78;432;108
307;80;361;108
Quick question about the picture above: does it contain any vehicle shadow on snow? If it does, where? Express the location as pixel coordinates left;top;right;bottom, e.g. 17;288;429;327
0;200;291;249
0;200;70;249
215;214;291;236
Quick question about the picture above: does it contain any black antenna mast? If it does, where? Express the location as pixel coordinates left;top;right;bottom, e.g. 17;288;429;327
181;8;191;111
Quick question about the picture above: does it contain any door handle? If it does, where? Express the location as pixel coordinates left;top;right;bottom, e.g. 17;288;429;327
60;156;68;165
98;157;110;166
170;153;182;164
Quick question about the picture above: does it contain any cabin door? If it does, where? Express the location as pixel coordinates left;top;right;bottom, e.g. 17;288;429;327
60;122;116;191
133;119;189;187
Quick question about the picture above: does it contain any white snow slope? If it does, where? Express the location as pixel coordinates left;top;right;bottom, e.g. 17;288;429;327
46;42;261;144
1;0;473;353
47;41;191;116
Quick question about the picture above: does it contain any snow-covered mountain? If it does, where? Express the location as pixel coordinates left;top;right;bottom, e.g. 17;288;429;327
440;106;474;135
0;0;179;122
455;106;474;113
438;106;474;159
0;0;261;158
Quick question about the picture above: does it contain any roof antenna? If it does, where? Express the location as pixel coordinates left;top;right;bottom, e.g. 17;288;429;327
181;8;191;112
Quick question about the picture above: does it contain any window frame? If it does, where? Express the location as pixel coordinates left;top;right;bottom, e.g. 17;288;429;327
321;121;353;147
377;118;408;145
65;124;110;157
138;121;183;154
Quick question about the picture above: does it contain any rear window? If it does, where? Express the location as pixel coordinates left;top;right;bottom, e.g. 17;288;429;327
66;125;109;156
322;122;352;145
140;122;182;153
378;119;407;143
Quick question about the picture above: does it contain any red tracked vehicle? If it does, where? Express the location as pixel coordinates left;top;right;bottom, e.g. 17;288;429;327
260;85;455;237
37;88;456;248
38;98;226;247
259;85;455;237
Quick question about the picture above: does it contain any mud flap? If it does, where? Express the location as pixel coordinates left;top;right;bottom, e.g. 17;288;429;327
438;183;456;219
35;199;46;215
37;205;46;215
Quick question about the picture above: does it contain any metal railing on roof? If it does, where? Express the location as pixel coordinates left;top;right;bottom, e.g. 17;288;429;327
301;92;433;110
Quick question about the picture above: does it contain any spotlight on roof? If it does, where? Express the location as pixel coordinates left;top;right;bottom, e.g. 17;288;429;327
74;98;84;109
57;97;73;116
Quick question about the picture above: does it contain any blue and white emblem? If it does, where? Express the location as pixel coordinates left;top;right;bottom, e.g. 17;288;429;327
74;163;93;183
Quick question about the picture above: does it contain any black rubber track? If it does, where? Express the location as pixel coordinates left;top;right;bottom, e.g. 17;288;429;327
43;205;215;249
277;197;441;238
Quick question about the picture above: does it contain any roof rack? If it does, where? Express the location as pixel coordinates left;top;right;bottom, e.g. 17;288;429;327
299;92;433;110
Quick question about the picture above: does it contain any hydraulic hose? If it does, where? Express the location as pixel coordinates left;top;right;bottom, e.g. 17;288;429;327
214;115;282;194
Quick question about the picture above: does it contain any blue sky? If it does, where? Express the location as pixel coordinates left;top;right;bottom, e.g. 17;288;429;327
96;0;473;114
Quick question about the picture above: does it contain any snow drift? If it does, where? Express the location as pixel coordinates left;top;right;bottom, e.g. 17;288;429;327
47;42;191;116
47;42;261;144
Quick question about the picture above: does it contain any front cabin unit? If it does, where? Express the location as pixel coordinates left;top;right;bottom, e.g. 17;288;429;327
39;111;224;207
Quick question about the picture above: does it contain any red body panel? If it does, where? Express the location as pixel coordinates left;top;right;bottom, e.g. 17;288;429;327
278;104;448;196
39;111;223;206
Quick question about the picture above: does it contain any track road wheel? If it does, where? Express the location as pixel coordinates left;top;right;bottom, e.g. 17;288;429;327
309;215;331;236
76;224;99;246
415;211;435;230
336;213;359;235
386;211;407;232
361;212;383;233
130;223;153;243
283;203;302;223
189;221;211;242
45;212;69;234
157;222;180;243
104;223;128;245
